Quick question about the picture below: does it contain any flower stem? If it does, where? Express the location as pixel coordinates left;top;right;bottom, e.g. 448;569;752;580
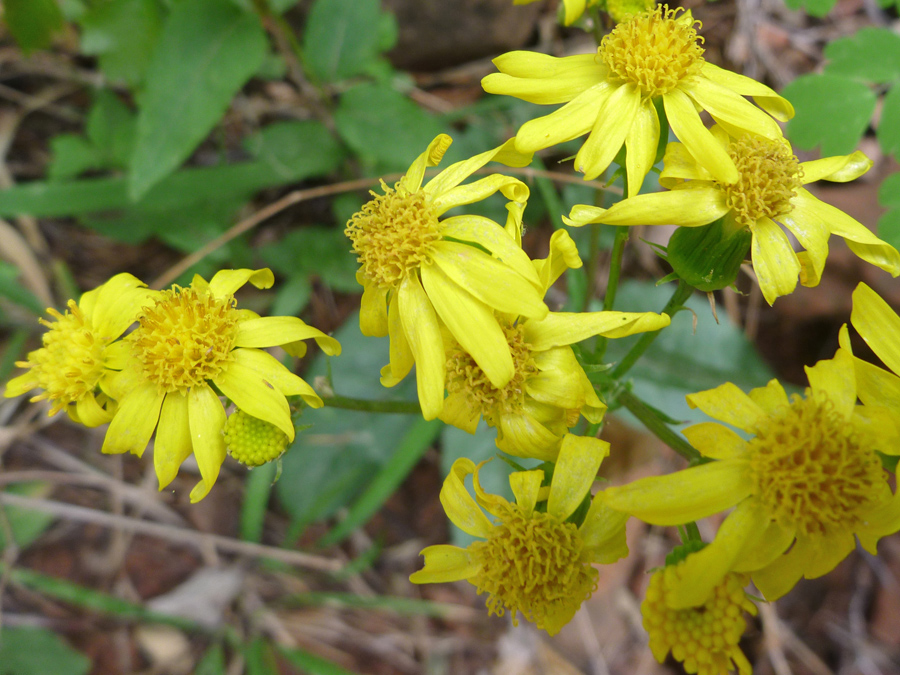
320;395;421;415
617;388;700;463
610;279;693;379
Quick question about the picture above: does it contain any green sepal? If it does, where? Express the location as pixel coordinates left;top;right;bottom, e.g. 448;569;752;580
665;539;708;567
667;217;752;292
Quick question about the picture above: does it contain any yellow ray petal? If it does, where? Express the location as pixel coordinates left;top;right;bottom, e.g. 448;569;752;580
359;280;389;337
73;393;112;428
747;379;790;415
440;457;494;538
681;422;747;459
402;134;452;193
779;208;830;285
852;282;900;376
510;469;544;516
732;519;796;573
686;382;766;433
523;310;669;350
101;383;164;456
431;174;529;216
664;88;738;183
624;101;660;197
684;76;782;140
207;268;274;297
857;489;900;552
575;83;641;181
188;384;227;503
483;53;604;103
92;273;157;340
410;545;479;583
658;141;715;188
579;495;628;564
424;138;532;198
383;292;414;387
234;316;340;354
496;413;562;461
230;348;322;407
852;355;900;411
561;0;586;25
751;217;801;305
153;391;192;489
565;184;729;227
215;360;294;440
804;349;856;420
398;274;445;420
548;435;608;521
439;391;481;434
514;84;612;152
699;62;794;121
532;229;582;292
800;150;872;184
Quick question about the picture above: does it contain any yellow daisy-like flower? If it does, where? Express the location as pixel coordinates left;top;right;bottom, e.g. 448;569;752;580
441;230;671;460
100;268;340;503
5;273;158;427
643;566;756;675
345;134;549;420
482;5;792;194
567;127;900;304
410;434;628;635
603;348;900;606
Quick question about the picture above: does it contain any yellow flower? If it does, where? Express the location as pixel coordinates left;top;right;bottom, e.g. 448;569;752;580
567;128;900;304
5;273;158;427
441;230;671;460
100;269;340;503
411;434;628;635
345;134;549;420
643;566;756;675
603;349;900;606
482;5;792;194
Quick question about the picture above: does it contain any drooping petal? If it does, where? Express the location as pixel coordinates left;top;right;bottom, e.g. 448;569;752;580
496;413;562;461
532;229;582;293
602;461;752;525
409;545;479;583
548;434;608;521
235;317;340;355
800;150;872;184
359;280;389;337
215;360;294;440
424;138;532;198
153;391;192;489
207;268;274;298
230;348;323;408
681;422;747;460
576;83;641;181
73;394;112;428
483;52;605;104
664;87;738;184
565;184;728;228
101;383;164;456
187;384;227;503
383;292;414;387
431;174;528;216
751;217;801;305
699;62;794;121
686;382;766;433
851;282;900;375
398;274;445;420
804;348;856;420
440;457;494;538
528;348;586;409
439;391;481;434
402;134;452;193
514;84;613;152
510;469;544;516
579;494;629;563
622;100;660;197
779;206;830;285
683;76;782;140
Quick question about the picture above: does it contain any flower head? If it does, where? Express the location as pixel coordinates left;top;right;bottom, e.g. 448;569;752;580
101;268;340;502
346;134;549;420
411;434;628;635
603;349;900;606
5;273;158;427
643;564;756;675
483;5;792;194
441;230;671;460
567;128;900;303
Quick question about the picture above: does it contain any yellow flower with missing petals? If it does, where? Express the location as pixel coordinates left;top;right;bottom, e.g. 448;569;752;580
603;349;900;606
482;5;792;194
5;273;158;427
643;565;756;675
411;434;628;635
441;230;671;460
100;269;340;503
345;134;549;420
567;128;900;304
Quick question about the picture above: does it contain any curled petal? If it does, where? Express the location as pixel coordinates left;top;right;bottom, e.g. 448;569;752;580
208;268;274;297
440;457;494;538
800;150;872;184
410;545;479;584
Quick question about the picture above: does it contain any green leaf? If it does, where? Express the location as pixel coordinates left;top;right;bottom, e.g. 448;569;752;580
2;0;64;53
240;461;278;543
823;27;900;84
48;135;100;181
878;84;900;158
257;227;359;293
0;261;44;314
279;646;361;675
879;172;900;208
782;0;837;16
79;0;165;86
244;639;279;675
334;83;443;172
0;627;89;675
0;483;56;552
194;644;226;675
783;73;877;155
302;0;383;83
86;90;137;167
129;0;268;198
877;173;900;250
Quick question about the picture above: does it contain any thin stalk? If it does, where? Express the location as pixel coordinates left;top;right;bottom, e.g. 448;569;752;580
320;395;421;415
617;388;700;462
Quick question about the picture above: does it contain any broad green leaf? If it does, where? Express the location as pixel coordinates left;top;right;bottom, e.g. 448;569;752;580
0;627;89;675
86;90;137;167
129;0;267;198
878;84;900;158
79;0;164;86
782;0;837;16
334;83;443;173
302;0;383;83
0;483;56;551
48;135;101;181
878;173;900;250
783;73;877;155
279;646;360;675
257;227;359;293
879;172;900;208
3;0;64;53
823;27;900;84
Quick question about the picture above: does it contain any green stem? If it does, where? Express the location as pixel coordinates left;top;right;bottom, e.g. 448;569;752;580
609;279;693;379
321;395;421;415
617;388;700;463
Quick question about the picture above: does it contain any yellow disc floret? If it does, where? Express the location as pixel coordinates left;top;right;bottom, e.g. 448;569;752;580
748;393;884;538
132;286;239;394
345;181;442;291
224;410;289;467
19;301;105;414
468;501;598;634
721;135;803;229
642;568;756;675
598;4;705;99
445;322;537;420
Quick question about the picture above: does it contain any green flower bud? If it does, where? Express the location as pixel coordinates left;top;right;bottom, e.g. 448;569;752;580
224;410;289;467
666;217;752;292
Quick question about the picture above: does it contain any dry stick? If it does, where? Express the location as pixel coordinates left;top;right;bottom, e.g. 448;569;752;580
151;167;616;290
0;493;342;573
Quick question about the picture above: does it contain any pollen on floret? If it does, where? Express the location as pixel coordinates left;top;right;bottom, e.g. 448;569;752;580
132;286;239;394
445;322;537;420
748;393;884;537
468;501;598;635
721;135;803;229
224;409;289;467
642;568;756;675
598;4;705;99
344;181;442;291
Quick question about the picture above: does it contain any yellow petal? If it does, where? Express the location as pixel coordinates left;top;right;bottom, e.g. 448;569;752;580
857;489;900;551
431;174;529;216
153;391;192;489
398;274;445;420
732;519;796;573
532;229;582;292
235;316;340;354
624;100;660;197
92;273;157;340
440;457;494;538
215;360;294;440
424;138;532;198
747;379;790;415
699;62;794;121
681;422;747;459
576;83;641;181
510;469;544;516
402;134;452;193
579;494;628;564
207;268;274;297
528;348;585;409
188;384;227;503
853;355;900;411
548;434;608;521
683;76;782;140
101;383;164;456
230;348;322;408
483;52;604;104
5;369;39;399
565;184;728;227
751;217;801;305
409;545;479;583
686;382;765;433
439;391;481;434
658;141;715;188
664;88;738;184
514;84;612;152
496;413;562;461
384;292;414;387
804;349;856;420
523;310;669;350
779;207;830;285
74;394;112;428
602;460;752;525
800;150;872;184
753;532;854;601
852;282;900;375
562;0;586;25
359;280;389;337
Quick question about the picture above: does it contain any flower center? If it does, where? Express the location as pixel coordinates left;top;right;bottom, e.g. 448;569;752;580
720;135;803;229
469;501;598;633
345;181;442;291
132;286;239;394
445;322;537;420
224;409;289;467
748;394;884;537
642;569;755;673
28;301;105;414
597;5;705;99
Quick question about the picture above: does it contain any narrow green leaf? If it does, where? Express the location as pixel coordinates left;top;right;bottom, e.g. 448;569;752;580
824;27;900;84
0;261;45;314
878;84;900;158
129;0;267;198
0;483;56;552
48;135;101;181
0;627;89;675
279;646;361;675
0;329;29;381
194;644;227;675
3;0;64;53
79;0;165;86
240;462;277;543
303;0;382;83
